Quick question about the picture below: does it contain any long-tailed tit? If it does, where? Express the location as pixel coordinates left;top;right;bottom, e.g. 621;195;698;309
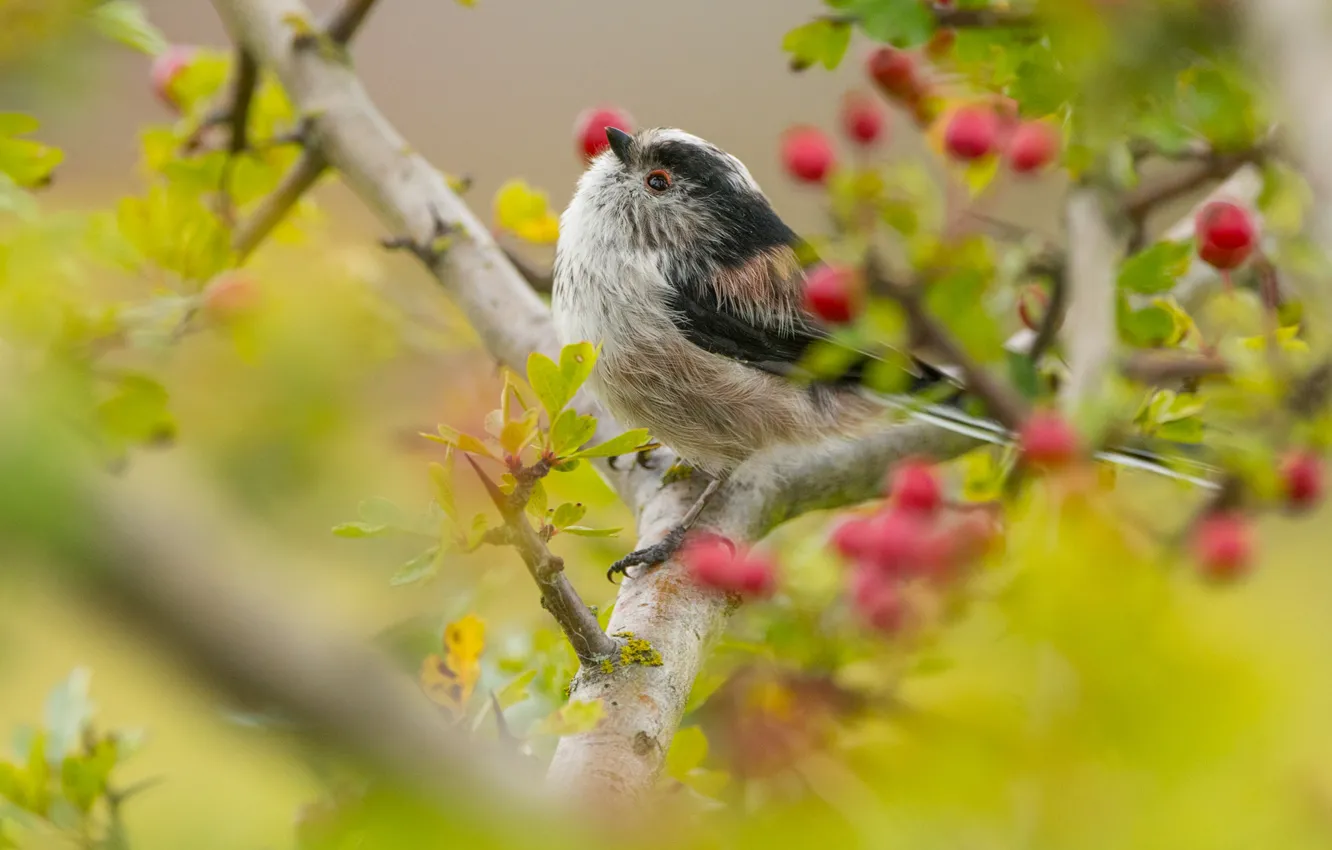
553;127;1215;578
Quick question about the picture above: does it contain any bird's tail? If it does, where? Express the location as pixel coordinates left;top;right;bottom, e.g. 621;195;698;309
896;399;1222;490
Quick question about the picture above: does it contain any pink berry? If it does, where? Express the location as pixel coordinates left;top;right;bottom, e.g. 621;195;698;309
1281;450;1324;511
682;537;776;598
781;127;836;183
1018;411;1080;469
1192;512;1254;582
830;515;875;560
943;106;1000;161
840;92;887;147
735;555;777;598
851;568;909;634
202;272;260;322
860;510;930;577
803;265;859;324
888;460;942;515
1195;200;1258;271
867;48;923;102
574;105;635;164
1006;121;1059;174
150;45;195;112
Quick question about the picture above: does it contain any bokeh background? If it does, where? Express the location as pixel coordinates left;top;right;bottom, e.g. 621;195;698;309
4;2;1332;848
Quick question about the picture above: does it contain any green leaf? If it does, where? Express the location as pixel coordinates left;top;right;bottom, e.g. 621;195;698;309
86;1;168;55
560;526;623;538
526;352;569;417
550;409;598;457
332;521;387;538
428;455;458;522
532;700;604;737
781;19;853;70
573;428;651;459
551;502;586;530
1118;240;1192;295
854;0;935;48
1119;301;1175;347
43;668;93;765
496;670;536;709
665;726;709;778
96;374;174;447
0;114;62;189
389;547;441;587
559;342;598;398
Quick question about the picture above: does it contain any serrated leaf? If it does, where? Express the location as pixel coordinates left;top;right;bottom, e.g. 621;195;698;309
550;502;586;530
560;526;623;537
781;19;852;70
526;352;569;417
87;1;168;55
559;341;598;398
574;428;651;459
856;0;935;48
550;409;598;457
389;547;440;586
1118;240;1192;295
496;670;536;709
332;521;388;538
532;700;604;737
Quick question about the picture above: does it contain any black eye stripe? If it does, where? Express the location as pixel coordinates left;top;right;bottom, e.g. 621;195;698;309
646;170;671;193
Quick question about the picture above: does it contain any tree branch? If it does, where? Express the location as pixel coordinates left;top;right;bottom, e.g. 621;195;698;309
931;4;1036;28
1062;187;1125;408
1122;146;1266;228
183;47;258;155
466;456;616;666
234;147;326;260
326;0;380;45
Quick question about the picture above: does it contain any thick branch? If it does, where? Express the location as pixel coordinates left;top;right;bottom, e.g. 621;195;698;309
234;148;327;260
1062;187;1125;408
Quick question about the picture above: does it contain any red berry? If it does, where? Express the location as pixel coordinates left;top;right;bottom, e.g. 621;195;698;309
803;265;859;324
830;515;875;559
150;45;195;112
861;510;930;577
1017;284;1049;331
840;92;887;147
867;48;923;102
1192;512;1254;582
1018;411;1080;469
1281;450;1324;511
573;105;635;164
851;568;909;634
888;460;942;515
1195;200;1258;271
683;537;776;598
1006;121;1060;174
943;106;1000;161
781;127;836;183
202;272;260;322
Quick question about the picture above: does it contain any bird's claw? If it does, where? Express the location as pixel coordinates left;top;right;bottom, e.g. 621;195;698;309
608;447;661;472
606;527;687;582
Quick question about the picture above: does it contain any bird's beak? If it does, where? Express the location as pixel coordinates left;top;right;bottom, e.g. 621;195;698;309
605;126;633;165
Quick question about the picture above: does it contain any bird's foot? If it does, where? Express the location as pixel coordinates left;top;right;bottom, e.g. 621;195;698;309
606;527;687;582
661;461;695;486
608;446;663;472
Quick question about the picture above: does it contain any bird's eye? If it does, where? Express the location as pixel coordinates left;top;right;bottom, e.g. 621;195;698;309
645;170;672;193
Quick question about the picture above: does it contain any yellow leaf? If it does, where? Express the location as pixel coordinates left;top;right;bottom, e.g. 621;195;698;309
421;614;486;719
494;179;560;245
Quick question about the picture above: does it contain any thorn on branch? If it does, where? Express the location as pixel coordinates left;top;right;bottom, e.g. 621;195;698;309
326;0;382;45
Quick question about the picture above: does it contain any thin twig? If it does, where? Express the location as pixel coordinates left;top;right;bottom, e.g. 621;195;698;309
932;4;1037;27
233;149;327;260
465;456;615;666
1123;147;1266;226
182;48;259;155
325;0;381;45
1028;258;1067;362
502;245;554;295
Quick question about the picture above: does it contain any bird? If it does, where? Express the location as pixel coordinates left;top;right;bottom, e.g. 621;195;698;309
551;126;1217;579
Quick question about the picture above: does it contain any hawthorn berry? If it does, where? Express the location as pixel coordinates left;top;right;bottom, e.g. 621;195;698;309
573;105;634;164
1192;512;1254;582
1195;200;1258;271
781;127;836;183
830;515;875;560
1018;411;1080;469
683;536;776;598
1017;284;1049;331
1006;121;1059;174
888;460;943;516
803;265;859;324
1280;450;1324;511
840;92;887;147
943;106;1000;161
202;272;260;323
867;47;923;102
851;567;910;634
150;45;195;112
859;510;930;577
